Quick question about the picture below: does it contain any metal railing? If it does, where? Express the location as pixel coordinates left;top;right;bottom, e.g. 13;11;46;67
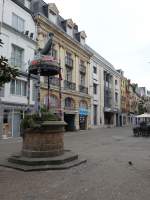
79;85;88;94
64;80;76;90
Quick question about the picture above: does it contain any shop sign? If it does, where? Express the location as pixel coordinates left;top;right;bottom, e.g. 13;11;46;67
79;108;88;116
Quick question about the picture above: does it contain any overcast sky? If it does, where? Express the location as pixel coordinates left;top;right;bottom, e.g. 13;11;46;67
45;0;150;89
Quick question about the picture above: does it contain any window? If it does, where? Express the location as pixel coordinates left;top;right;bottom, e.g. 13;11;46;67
25;0;31;9
93;66;97;74
115;80;118;85
65;52;73;67
93;105;97;125
12;13;25;32
80;73;85;86
11;45;24;68
49;10;57;24
10;80;27;96
93;83;97;95
52;49;57;60
81;36;85;45
67;25;73;37
115;92;118;103
66;52;72;59
16;80;21;95
66;67;72;82
10;80;15;95
65;97;75;109
50;95;58;108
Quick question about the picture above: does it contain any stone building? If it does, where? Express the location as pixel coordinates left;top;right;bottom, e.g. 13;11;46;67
31;1;92;131
0;0;37;138
117;70;130;126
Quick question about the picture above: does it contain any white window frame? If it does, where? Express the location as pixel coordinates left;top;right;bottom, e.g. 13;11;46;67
12;13;25;32
10;80;27;97
11;44;24;69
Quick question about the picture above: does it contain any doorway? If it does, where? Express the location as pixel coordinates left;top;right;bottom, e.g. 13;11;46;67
64;114;75;131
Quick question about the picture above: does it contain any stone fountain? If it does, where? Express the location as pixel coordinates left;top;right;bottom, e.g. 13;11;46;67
2;33;86;171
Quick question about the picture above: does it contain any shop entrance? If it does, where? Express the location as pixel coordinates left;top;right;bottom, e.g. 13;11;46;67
64;114;75;131
79;115;87;130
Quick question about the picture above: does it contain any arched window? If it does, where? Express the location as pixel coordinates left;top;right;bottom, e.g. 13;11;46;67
65;97;75;109
80;101;87;109
50;95;58;108
44;95;58;108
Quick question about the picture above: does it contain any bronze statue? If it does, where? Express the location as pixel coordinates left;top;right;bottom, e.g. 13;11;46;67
40;32;54;55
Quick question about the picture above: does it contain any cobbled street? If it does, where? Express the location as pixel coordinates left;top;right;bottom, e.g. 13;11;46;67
1;127;150;200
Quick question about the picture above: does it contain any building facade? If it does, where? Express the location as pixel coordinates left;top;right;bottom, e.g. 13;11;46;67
117;70;130;126
31;1;92;131
103;65;121;127
0;0;36;138
86;46;121;128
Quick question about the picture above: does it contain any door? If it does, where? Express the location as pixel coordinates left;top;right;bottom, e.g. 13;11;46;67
13;112;21;137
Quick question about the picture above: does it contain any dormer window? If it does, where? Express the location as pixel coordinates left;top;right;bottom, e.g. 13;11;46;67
81;36;85;45
62;19;74;37
76;31;87;45
20;0;31;9
48;3;59;24
49;10;57;24
25;0;31;9
67;25;73;37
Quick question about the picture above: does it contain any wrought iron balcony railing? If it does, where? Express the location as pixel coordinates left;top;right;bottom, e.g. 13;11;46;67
79;85;88;94
64;80;76;90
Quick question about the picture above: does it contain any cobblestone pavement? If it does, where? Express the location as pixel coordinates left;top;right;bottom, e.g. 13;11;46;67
1;127;150;200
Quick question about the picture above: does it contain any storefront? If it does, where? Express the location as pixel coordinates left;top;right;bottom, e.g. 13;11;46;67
79;101;88;130
64;97;77;131
0;102;33;139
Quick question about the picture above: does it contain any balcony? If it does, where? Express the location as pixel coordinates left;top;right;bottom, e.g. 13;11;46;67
65;57;73;68
64;80;76;90
80;64;86;74
79;85;88;94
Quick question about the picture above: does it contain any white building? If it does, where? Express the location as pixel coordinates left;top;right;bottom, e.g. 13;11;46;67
87;45;121;128
0;0;37;138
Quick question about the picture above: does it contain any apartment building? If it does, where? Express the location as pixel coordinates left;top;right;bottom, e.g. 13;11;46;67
0;0;36;138
31;1;92;131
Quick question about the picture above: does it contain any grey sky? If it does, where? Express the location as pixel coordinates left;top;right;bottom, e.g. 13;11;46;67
45;0;150;89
